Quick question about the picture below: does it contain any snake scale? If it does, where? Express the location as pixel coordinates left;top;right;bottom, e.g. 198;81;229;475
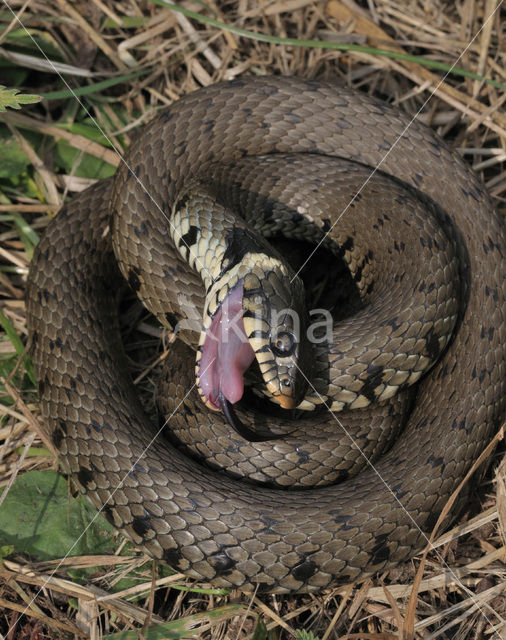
26;77;506;593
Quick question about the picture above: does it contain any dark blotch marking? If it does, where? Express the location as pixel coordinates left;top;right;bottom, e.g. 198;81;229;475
292;560;317;581
175;192;191;212
262;200;274;221
159;110;173;123
392;483;409;501
322;218;331;232
360;364;384;403
162;547;184;568
424;328;441;361
370;532;390;564
424;510;439;532
248;329;270;340
132;515;152;537
174;140;187;158
77;467;94;489
243;308;263;319
132;462;148;474
427;454;444;467
461;186;481;202
330;514;356;530
484;285;499;302
127;266;142;292
220;227;273;276
102;505;115;526
134;221;148;238
209;551;235;575
295;448;311;463
179;225;199;252
52;421;65;449
165;312;179;328
259;513;282;533
255;582;275;594
336;236;354;259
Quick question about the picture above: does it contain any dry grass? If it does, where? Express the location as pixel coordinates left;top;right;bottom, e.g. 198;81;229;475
0;0;505;638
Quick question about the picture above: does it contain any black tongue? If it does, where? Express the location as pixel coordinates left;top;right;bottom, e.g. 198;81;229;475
218;392;280;442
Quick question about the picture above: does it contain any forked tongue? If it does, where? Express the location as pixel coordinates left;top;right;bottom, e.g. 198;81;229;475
198;283;255;411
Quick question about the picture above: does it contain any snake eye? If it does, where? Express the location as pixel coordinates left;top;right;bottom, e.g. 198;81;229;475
271;331;296;357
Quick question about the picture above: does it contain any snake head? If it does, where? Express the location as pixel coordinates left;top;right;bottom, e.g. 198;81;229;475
241;269;310;410
196;264;310;414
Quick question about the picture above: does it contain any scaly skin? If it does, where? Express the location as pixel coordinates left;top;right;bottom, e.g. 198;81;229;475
26;77;506;593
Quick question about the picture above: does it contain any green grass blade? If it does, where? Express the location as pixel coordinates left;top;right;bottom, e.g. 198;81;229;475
157;2;506;91
0;308;36;385
41;70;149;101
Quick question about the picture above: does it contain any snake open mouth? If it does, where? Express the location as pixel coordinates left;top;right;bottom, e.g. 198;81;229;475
198;283;255;412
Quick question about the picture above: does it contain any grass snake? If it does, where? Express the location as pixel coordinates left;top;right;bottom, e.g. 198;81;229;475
26;77;506;593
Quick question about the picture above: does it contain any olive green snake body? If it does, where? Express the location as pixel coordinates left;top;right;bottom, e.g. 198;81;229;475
26;77;506;593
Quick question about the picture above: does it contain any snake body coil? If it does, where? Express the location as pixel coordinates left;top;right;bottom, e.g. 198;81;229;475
26;77;506;593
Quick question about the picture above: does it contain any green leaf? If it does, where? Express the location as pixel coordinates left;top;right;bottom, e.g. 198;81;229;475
14;446;52;457
252;617;268;640
0;85;41;112
0;470;116;561
0;544;15;561
57;120;113;146
295;631;320;640
54;139;116;179
2;28;65;59
0;136;31;178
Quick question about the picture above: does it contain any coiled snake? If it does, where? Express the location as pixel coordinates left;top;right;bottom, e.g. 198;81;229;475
26;77;506;593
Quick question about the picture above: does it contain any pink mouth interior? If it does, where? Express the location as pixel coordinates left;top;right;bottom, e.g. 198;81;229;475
198;283;255;410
